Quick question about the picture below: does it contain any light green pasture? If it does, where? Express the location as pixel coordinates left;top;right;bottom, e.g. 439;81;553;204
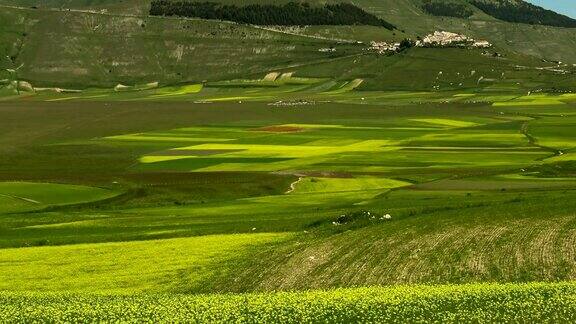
0;233;287;293
290;177;410;194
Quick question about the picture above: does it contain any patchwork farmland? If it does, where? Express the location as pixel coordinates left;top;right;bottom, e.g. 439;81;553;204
1;0;576;322
2;85;576;319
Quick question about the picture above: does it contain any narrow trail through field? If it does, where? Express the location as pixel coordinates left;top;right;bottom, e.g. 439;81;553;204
0;4;145;18
520;118;562;160
285;177;304;194
254;26;358;43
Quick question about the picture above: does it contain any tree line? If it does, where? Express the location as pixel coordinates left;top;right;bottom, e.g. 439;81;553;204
470;0;576;28
149;1;396;30
421;0;473;19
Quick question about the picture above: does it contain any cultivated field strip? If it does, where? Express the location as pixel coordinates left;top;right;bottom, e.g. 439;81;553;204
2;283;576;323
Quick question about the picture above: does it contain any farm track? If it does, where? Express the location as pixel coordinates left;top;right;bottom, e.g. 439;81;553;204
254;26;359;43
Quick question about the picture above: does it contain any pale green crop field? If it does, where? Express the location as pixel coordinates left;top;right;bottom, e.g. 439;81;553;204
289;177;409;194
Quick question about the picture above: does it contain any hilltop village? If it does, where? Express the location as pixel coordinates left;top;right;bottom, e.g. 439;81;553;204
369;31;492;54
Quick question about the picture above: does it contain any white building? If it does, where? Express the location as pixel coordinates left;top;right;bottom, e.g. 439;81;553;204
418;31;492;48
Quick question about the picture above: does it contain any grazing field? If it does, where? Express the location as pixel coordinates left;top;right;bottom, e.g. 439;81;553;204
1;9;576;318
1;89;575;258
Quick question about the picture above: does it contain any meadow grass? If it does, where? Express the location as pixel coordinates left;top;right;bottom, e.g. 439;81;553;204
529;116;576;150
0;1;576;320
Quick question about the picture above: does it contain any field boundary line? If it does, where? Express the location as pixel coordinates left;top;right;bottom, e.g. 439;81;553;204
0;193;40;204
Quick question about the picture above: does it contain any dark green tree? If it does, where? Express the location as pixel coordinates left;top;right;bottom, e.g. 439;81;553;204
149;1;396;30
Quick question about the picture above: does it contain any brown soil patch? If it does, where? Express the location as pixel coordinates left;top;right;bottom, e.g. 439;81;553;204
147;149;243;156
252;125;304;133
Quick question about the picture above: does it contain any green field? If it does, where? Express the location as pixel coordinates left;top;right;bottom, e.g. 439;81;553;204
0;233;288;292
1;0;576;321
0;182;117;213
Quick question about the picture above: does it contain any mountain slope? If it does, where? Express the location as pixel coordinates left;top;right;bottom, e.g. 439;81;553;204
0;5;358;87
3;0;576;52
470;0;576;28
0;0;574;88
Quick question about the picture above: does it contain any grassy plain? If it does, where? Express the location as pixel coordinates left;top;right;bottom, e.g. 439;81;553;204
1;87;576;284
0;0;575;320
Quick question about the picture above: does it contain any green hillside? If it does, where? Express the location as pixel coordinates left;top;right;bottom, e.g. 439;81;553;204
1;0;575;89
149;1;396;29
0;6;360;88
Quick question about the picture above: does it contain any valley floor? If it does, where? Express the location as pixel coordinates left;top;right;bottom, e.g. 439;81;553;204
1;81;576;321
